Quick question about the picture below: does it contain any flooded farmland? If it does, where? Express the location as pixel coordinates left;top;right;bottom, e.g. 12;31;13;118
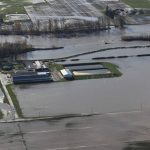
1;24;150;117
0;25;149;60
75;47;150;60
0;0;150;149
16;24;150;60
13;57;150;117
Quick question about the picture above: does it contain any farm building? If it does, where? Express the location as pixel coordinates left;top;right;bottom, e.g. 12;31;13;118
34;61;49;72
34;61;42;69
60;69;74;80
13;71;52;84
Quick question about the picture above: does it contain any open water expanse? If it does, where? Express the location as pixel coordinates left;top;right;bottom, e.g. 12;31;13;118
18;25;150;60
1;23;150;150
0;25;149;60
1;24;150;117
13;57;150;117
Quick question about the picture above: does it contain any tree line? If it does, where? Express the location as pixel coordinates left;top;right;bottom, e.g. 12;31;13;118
0;17;111;35
0;41;33;58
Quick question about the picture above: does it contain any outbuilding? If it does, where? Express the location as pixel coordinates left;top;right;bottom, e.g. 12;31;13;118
60;69;74;80
13;71;52;84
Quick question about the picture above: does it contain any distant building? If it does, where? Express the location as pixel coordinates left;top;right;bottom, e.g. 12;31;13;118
34;61;49;72
34;61;42;69
60;69;74;80
13;71;52;84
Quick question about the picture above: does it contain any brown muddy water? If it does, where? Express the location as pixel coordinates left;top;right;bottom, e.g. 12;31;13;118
1;24;150;117
0;25;149;60
13;57;150;117
17;24;150;60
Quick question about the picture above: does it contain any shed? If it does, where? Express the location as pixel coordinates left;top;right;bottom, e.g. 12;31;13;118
60;69;74;80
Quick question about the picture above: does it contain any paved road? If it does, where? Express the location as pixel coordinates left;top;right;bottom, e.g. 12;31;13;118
1;110;150;150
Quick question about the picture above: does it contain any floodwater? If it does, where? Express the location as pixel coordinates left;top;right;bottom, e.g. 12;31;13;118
17;24;150;60
76;47;150;60
1;24;150;117
0;25;149;60
14;57;150;117
19;25;149;60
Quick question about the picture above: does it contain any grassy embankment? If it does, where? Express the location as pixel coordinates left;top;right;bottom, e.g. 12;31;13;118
74;62;122;80
50;62;122;81
0;81;8;119
0;41;33;58
0;0;32;16
6;84;23;118
122;0;150;8
49;62;66;82
0;81;9;104
49;62;64;72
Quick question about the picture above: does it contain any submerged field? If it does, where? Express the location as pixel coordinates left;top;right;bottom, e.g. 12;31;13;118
122;0;150;8
11;56;150;117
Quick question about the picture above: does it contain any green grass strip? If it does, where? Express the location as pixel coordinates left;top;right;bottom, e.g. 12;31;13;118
102;62;122;77
74;62;122;80
49;62;64;71
0;81;9;104
122;0;150;8
6;84;23;118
